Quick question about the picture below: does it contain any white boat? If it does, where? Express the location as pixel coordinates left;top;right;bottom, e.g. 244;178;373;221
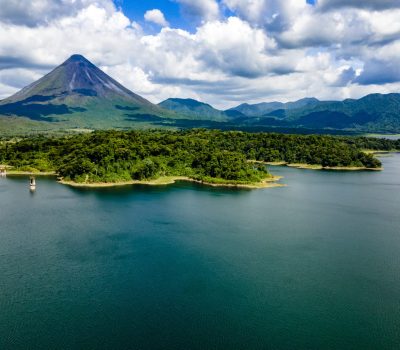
30;176;36;191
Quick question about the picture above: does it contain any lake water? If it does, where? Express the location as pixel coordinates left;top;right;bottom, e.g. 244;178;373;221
1;155;400;350
368;134;400;140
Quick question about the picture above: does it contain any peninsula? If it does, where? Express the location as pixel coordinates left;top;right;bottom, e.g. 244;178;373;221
1;129;395;189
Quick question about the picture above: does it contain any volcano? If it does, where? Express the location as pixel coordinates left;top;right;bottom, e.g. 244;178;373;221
0;54;176;130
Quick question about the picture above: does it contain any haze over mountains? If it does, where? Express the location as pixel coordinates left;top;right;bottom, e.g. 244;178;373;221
0;54;399;134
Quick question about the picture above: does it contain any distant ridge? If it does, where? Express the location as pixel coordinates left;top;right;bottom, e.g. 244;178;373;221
159;94;400;133
227;93;400;132
229;98;320;117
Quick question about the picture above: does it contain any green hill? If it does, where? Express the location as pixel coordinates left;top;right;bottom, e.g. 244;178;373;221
158;98;228;121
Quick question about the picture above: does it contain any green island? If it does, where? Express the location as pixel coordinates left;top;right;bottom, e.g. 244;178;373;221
1;130;399;188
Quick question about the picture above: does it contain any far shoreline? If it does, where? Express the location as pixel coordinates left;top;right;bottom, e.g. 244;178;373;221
5;171;57;176
255;161;383;171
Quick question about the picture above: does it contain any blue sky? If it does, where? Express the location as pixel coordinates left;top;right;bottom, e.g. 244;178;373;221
0;0;399;108
113;0;237;32
116;0;316;28
114;0;187;30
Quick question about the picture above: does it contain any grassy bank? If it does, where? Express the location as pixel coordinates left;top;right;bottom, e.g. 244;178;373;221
59;175;284;189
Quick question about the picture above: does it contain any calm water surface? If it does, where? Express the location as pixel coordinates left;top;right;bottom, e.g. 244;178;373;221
1;155;400;349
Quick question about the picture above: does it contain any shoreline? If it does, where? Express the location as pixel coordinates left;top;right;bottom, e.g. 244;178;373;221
286;163;382;171
258;161;383;171
363;150;400;156
5;171;57;176
0;165;57;176
59;175;285;189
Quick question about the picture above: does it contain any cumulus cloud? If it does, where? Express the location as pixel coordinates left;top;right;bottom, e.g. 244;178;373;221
0;0;400;108
331;67;357;87
317;0;400;11
0;68;44;89
144;9;169;27
222;1;400;51
175;0;219;22
0;0;116;27
355;60;400;85
195;17;283;78
222;0;309;31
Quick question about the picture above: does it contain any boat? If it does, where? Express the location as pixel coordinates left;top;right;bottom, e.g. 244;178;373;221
0;167;6;177
30;176;36;191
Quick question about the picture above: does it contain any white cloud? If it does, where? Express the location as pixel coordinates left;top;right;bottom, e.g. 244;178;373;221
0;0;400;109
318;0;400;11
0;68;47;98
144;9;169;27
222;0;308;31
0;0;116;27
103;64;182;102
0;68;43;89
175;0;219;22
195;17;280;78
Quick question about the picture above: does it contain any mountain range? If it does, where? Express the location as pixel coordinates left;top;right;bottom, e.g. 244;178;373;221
1;54;399;134
158;94;400;133
228;97;321;117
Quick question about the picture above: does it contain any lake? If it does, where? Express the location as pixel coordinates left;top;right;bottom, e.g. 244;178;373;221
1;155;400;350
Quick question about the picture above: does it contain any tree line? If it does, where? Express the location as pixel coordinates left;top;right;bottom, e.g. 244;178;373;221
1;129;393;184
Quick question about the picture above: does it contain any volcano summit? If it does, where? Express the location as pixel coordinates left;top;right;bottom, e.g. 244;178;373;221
0;54;176;131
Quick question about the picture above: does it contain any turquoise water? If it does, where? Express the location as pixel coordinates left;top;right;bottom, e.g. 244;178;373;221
1;155;400;349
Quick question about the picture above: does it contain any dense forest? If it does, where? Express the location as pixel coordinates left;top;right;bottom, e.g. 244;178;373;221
1;130;396;185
